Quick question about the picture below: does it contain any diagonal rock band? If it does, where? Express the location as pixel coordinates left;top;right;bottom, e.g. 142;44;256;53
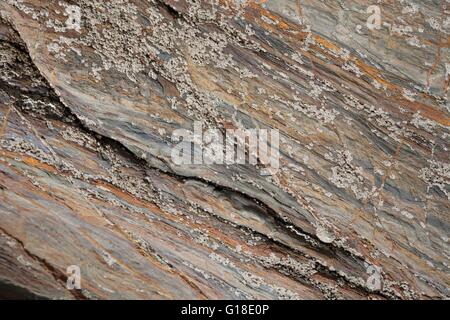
0;0;448;300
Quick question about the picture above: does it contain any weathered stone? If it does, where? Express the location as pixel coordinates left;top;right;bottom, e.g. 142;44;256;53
0;0;448;299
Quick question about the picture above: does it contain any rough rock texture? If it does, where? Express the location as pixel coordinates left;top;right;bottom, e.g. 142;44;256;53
0;0;448;299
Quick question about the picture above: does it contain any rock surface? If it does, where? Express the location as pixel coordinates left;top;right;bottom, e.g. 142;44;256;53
0;0;448;299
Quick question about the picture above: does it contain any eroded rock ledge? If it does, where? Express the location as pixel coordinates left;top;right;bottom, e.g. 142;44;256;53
0;0;448;299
